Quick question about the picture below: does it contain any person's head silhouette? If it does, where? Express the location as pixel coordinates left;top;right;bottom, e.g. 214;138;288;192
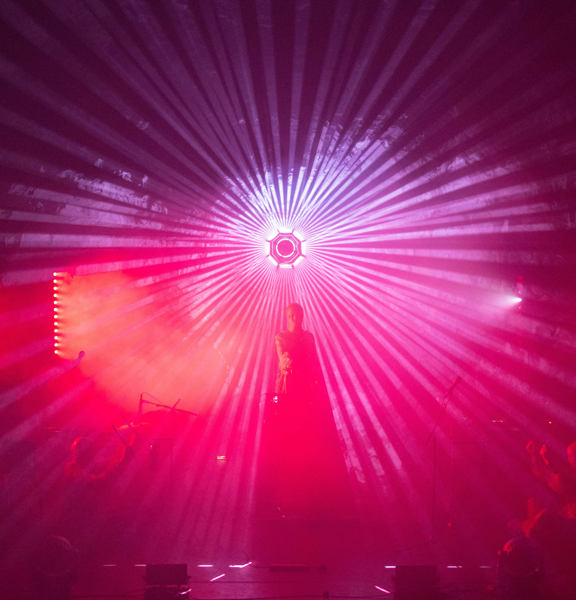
286;303;304;332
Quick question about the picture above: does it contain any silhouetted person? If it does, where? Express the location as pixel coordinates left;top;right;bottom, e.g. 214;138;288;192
524;440;576;599
527;440;576;520
260;303;352;519
274;303;322;403
497;519;545;600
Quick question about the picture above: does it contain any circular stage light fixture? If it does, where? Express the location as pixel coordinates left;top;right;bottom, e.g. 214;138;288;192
267;231;305;268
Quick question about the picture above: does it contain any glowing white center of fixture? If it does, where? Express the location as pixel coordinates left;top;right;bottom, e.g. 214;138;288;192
267;231;305;267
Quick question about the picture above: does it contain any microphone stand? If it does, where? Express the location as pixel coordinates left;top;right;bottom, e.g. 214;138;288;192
427;376;462;544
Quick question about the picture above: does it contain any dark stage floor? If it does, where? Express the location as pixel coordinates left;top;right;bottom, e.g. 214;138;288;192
0;516;509;600
70;560;495;600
